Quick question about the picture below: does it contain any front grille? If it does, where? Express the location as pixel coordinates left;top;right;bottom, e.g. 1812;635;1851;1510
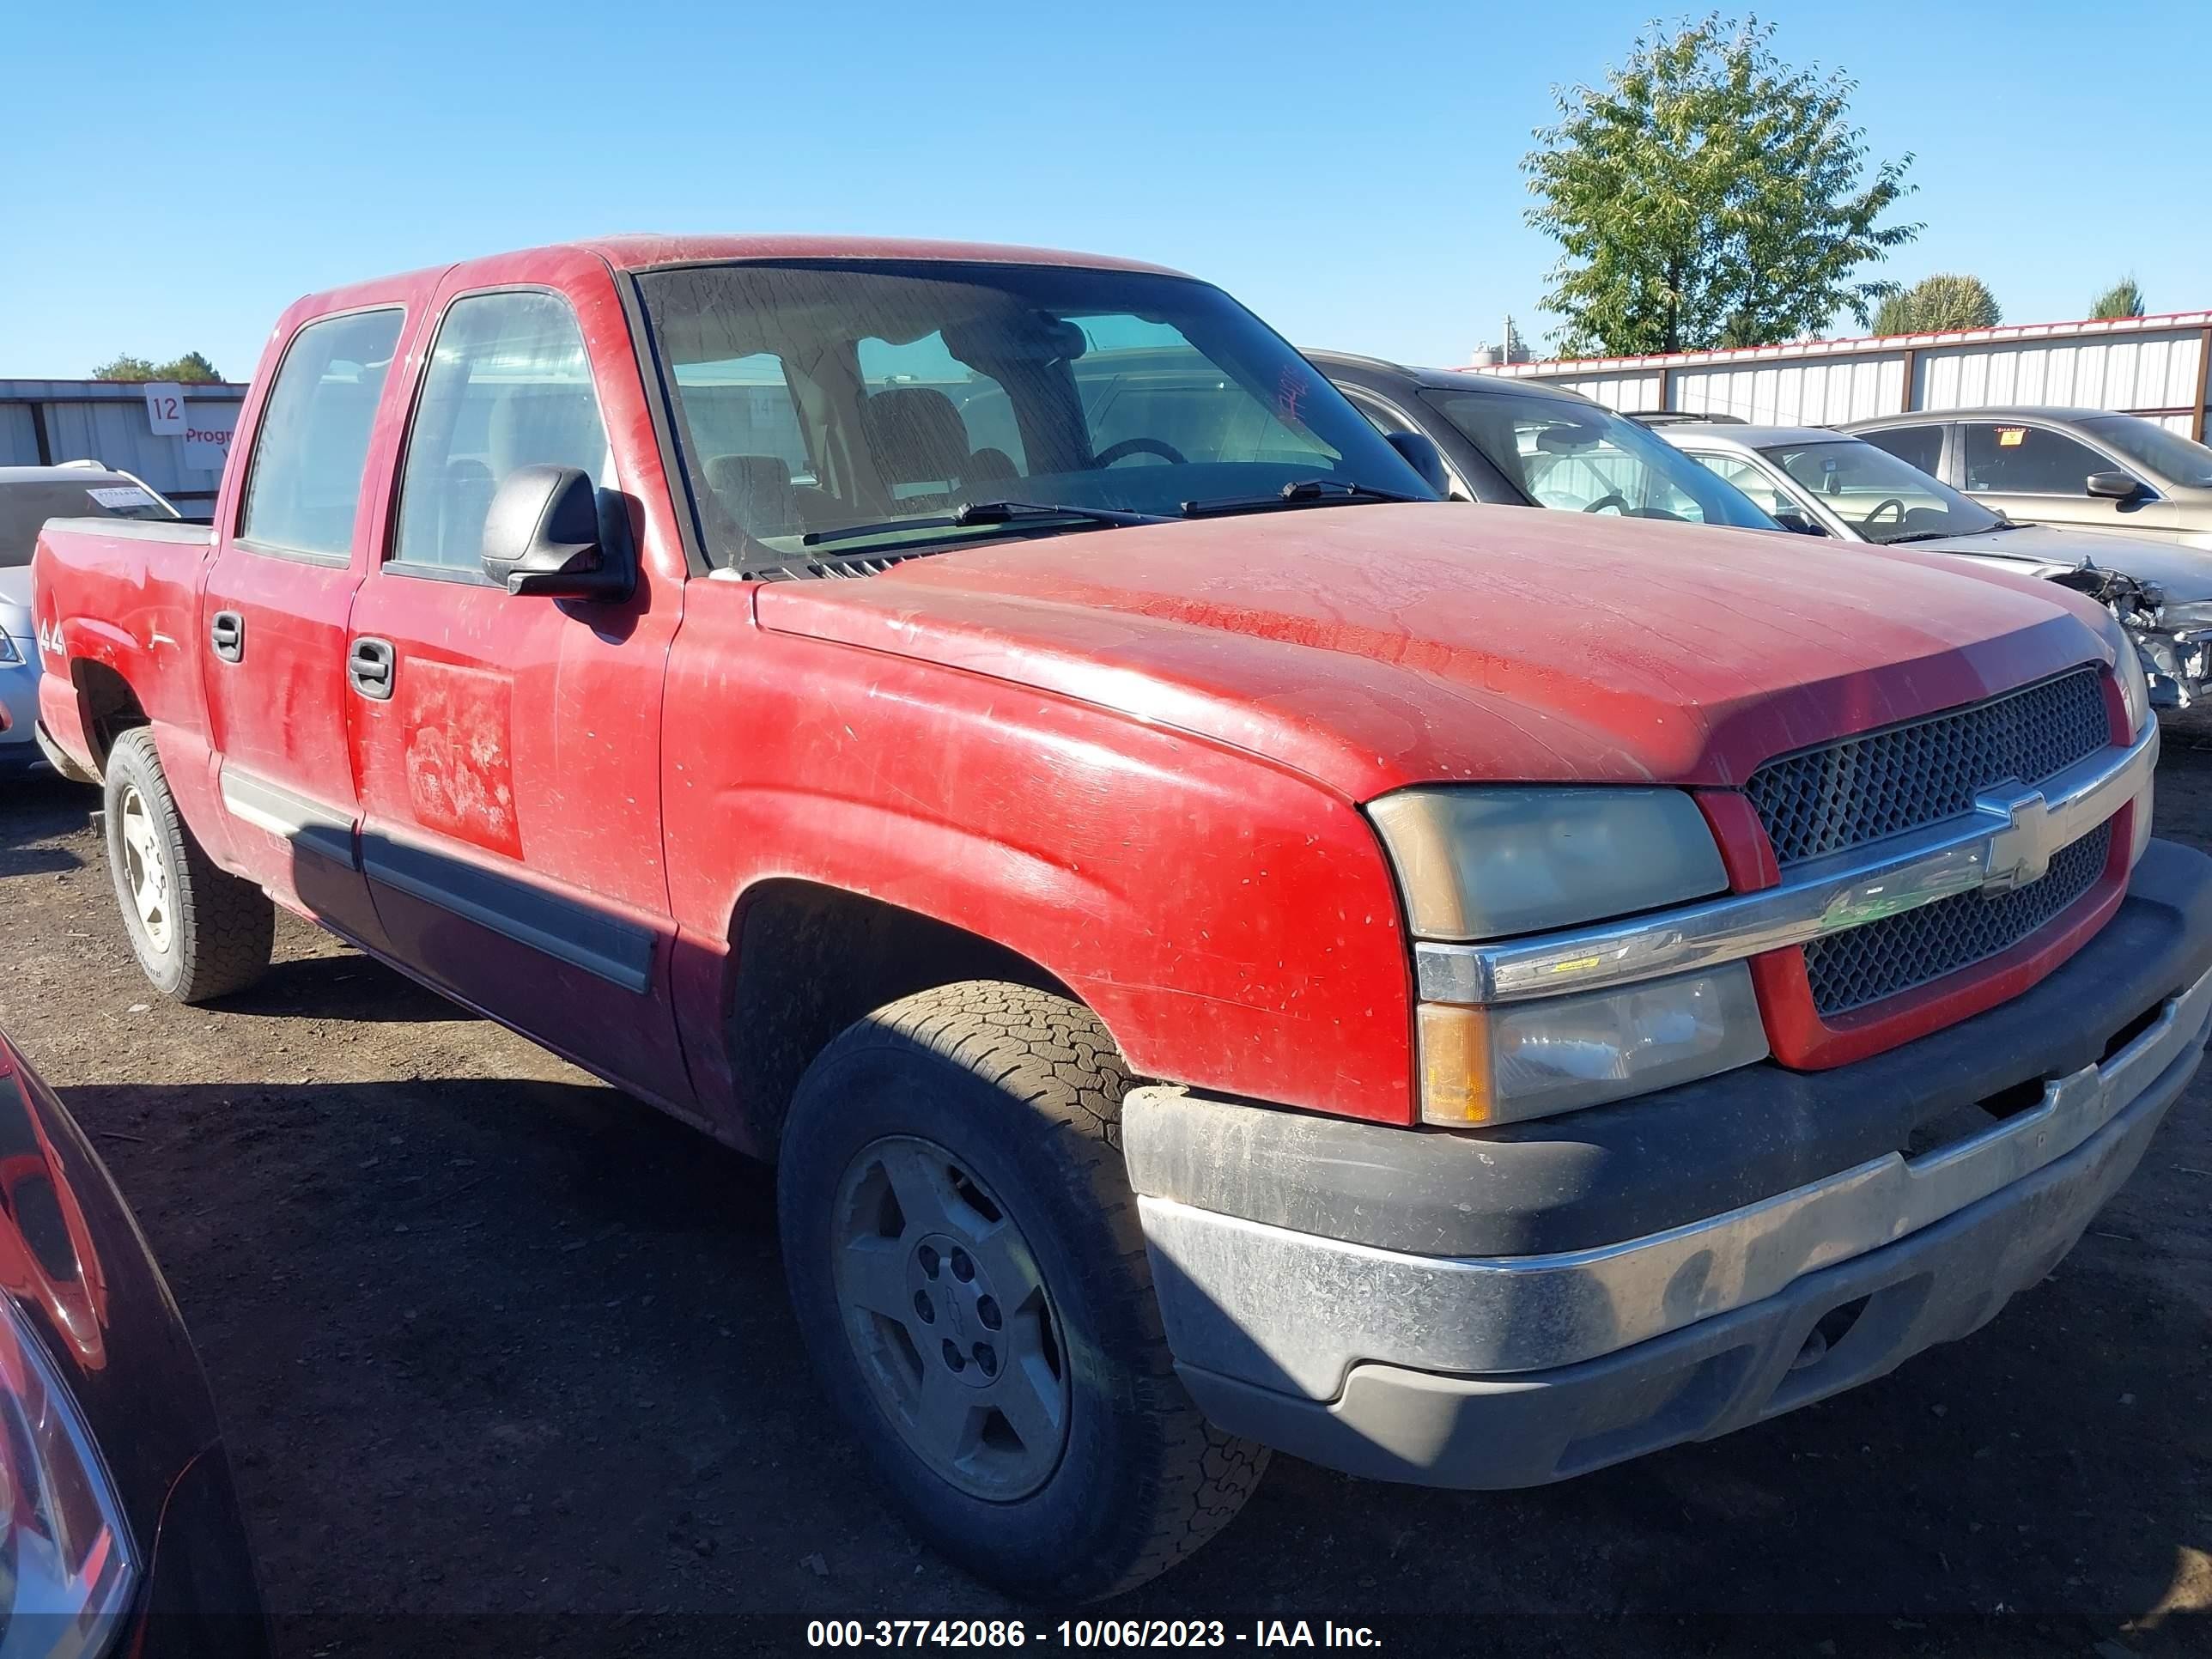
1802;821;2112;1016
1747;668;2110;866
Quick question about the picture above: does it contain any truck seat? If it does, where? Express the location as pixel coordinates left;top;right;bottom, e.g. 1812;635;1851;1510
858;387;1012;505
706;453;801;541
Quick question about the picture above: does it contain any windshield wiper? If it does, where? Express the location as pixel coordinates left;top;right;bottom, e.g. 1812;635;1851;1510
1179;478;1422;520
1878;530;1959;544
801;500;1169;549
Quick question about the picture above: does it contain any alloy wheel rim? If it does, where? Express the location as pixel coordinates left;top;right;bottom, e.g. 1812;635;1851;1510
830;1134;1071;1501
117;785;173;955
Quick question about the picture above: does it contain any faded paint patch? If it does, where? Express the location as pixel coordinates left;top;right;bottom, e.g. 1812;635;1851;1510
398;659;522;858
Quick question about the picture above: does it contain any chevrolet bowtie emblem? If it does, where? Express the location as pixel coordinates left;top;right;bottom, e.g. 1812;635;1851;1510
1976;783;2054;895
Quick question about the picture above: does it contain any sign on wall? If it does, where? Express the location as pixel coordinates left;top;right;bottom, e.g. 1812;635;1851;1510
143;381;185;435
182;419;234;474
142;380;237;474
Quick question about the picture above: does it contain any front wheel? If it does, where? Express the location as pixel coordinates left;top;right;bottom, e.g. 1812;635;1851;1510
777;981;1267;1601
102;727;274;1003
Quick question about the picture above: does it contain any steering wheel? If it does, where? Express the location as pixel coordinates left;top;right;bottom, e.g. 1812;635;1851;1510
1862;497;1907;528
1582;492;1631;514
1095;436;1188;468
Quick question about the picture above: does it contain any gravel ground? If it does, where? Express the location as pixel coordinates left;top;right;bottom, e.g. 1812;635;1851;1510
1;755;2209;1656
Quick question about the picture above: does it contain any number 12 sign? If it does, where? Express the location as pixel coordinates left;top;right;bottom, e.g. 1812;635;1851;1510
143;382;185;435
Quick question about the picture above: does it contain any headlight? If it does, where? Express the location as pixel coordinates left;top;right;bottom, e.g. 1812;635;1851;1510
2112;630;2153;737
1374;787;1765;1124
0;635;21;665
1368;786;1729;940
0;1295;137;1655
1417;964;1767;1126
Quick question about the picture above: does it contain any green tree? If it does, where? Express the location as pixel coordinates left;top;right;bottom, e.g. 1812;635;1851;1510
157;350;223;383
2089;276;2145;320
91;354;160;382
1523;14;1918;356
1872;273;2002;336
92;350;223;383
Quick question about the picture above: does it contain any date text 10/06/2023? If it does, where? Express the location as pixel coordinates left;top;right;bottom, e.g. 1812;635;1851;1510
806;1620;1383;1649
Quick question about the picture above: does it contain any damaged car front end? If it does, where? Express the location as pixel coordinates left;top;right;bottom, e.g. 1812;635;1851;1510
2049;562;2212;716
1643;423;2212;720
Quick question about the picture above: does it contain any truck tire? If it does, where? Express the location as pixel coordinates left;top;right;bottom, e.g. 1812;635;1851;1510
778;981;1268;1601
102;727;274;1003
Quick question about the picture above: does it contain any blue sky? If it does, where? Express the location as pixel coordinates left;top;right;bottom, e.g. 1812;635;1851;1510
5;0;2207;382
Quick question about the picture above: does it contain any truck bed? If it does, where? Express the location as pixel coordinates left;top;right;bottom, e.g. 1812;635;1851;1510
40;516;214;550
31;514;222;779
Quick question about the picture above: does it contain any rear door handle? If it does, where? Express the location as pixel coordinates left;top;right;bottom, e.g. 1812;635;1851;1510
348;636;396;701
210;611;244;664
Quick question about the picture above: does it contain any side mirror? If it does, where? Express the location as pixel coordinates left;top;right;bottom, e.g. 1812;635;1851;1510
1771;509;1829;537
2086;470;2146;501
1385;430;1451;497
481;465;634;600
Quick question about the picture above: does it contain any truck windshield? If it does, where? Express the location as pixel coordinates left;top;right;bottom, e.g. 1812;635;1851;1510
635;260;1433;570
1762;441;2003;544
1419;386;1778;530
0;477;176;567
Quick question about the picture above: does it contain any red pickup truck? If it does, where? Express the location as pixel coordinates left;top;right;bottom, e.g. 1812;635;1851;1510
29;236;2211;1601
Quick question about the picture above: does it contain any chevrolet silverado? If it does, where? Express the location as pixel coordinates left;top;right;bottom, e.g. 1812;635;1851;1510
28;236;2210;1600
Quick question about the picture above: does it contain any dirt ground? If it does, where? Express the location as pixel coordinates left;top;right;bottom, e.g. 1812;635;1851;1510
2;755;2209;1657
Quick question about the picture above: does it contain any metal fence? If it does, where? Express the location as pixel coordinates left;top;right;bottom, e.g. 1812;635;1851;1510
0;380;247;515
1471;312;2212;439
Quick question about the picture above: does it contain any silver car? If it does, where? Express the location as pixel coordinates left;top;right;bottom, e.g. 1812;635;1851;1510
1843;407;2212;548
1659;423;2212;715
0;464;182;775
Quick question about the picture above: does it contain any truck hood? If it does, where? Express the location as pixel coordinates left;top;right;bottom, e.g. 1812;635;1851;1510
753;503;2118;800
1913;523;2212;602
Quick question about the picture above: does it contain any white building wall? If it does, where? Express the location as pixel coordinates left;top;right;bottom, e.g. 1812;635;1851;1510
1534;370;1664;412
1672;354;1906;423
1914;329;2203;415
0;382;246;510
0;406;36;465
1477;312;2212;437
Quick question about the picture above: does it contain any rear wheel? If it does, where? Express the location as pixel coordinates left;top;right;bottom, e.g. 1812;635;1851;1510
102;728;274;1003
778;981;1268;1601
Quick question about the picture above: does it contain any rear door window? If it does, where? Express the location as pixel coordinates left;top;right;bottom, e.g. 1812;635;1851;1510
238;307;405;558
671;351;817;540
1961;423;2111;495
1856;423;1944;477
673;352;811;478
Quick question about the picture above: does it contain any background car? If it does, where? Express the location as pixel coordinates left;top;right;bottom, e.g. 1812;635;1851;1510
0;1017;270;1656
1;464;182;776
1307;351;1790;530
1656;422;2212;716
1844;407;2212;548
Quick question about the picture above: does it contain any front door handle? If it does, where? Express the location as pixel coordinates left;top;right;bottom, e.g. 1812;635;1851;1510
348;636;396;701
210;611;244;664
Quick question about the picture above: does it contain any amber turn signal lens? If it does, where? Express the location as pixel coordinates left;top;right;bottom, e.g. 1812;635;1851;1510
1418;1004;1493;1125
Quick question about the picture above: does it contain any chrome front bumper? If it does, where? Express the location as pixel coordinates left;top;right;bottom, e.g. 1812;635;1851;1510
1132;958;2212;1482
